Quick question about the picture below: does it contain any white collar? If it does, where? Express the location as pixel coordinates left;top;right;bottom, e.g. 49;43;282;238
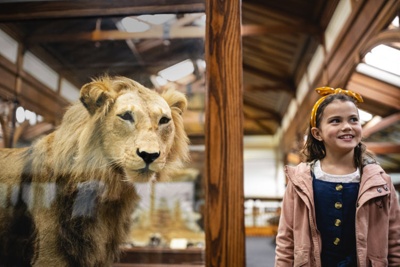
314;160;360;183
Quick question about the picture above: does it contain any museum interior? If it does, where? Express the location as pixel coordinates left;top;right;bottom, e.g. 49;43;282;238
0;1;399;266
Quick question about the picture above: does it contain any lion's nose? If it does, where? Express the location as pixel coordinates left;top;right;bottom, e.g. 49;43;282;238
136;149;160;164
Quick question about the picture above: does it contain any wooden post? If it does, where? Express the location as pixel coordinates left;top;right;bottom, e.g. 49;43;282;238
9;43;24;148
205;0;245;266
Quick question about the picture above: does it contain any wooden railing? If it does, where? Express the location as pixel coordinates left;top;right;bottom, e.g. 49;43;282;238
244;197;282;237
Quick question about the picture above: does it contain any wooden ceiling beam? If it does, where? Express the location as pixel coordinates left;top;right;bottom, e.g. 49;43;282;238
243;44;292;68
28;26;205;43
363;113;400;138
365;142;400;154
244;84;295;96
242;2;308;25
21;122;54;141
243;110;275;134
26;22;323;44
243;63;288;82
348;72;400;110
361;28;400;56
241;24;321;36
252;120;275;135
0;1;205;22
243;108;279;120
243;98;282;123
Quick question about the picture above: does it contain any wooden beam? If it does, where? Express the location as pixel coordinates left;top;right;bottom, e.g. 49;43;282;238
21;122;55;141
244;84;295;96
205;0;244;266
0;53;69;124
348;72;400;110
363;113;400;138
243;63;288;83
241;23;321;36
361;28;400;56
243;109;280;120
26;22;325;44
28;26;205;43
252;120;276;135
365;142;400;155
0;1;205;22
243;97;282;123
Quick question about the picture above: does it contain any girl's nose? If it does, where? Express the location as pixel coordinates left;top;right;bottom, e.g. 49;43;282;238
342;122;351;130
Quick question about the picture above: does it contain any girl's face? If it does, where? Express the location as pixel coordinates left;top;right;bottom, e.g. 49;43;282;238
311;99;362;156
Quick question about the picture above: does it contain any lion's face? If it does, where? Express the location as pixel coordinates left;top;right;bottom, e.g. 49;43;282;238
79;76;189;182
103;90;175;176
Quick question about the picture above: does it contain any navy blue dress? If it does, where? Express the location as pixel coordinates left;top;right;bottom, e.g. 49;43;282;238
313;174;359;267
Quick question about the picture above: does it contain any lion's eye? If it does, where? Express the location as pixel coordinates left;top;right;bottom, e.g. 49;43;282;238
159;117;171;125
118;112;134;122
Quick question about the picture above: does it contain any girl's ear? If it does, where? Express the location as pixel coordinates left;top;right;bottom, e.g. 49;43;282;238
311;127;323;141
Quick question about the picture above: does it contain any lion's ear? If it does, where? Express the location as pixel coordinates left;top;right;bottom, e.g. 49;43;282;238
80;81;114;115
161;89;187;115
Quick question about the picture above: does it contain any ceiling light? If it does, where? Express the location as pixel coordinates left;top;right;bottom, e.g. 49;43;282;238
158;59;195;82
121;17;150;33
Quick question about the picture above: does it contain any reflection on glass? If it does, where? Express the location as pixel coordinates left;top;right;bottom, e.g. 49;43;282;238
0;10;206;266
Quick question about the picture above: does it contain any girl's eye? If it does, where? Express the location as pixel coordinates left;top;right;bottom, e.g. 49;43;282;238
118;112;134;122
159;117;171;125
330;118;340;123
350;117;359;123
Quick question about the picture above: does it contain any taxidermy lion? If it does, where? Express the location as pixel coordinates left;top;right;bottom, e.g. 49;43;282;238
0;76;189;266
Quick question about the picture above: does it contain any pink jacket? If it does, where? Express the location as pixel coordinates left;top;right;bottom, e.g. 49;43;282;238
275;162;400;267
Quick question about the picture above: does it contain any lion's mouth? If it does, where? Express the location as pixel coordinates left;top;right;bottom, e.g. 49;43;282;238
138;165;152;173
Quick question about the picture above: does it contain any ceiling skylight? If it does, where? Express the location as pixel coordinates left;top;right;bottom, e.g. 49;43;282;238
158;59;195;82
137;14;175;25
355;16;400;86
359;109;373;124
364;44;400;76
150;75;168;87
121;17;150;33
391;16;399;28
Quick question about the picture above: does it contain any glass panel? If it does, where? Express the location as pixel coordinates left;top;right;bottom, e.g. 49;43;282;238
0;11;205;266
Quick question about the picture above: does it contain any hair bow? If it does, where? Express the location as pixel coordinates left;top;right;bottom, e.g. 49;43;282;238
310;87;363;128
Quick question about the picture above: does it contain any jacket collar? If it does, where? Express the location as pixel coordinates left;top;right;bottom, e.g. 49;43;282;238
286;162;387;193
359;163;387;191
285;162;313;194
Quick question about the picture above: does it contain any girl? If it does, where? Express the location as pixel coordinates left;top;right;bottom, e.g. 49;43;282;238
275;87;400;267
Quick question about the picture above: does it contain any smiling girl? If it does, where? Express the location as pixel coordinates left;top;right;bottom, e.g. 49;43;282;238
275;87;400;267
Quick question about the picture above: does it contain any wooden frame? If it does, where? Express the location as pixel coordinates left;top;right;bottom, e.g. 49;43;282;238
204;0;245;266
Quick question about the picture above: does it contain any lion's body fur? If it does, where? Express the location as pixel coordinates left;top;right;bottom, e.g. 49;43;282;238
0;76;189;266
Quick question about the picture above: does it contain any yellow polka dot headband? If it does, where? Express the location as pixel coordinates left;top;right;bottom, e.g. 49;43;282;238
310;87;363;128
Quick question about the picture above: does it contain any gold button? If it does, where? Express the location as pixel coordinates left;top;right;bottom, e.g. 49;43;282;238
334;219;341;226
336;184;343;191
333;238;340;245
335;202;342;209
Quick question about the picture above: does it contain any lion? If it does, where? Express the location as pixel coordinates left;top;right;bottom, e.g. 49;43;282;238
0;76;189;266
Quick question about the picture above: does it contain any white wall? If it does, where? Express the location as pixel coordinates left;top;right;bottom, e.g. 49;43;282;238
243;136;285;198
